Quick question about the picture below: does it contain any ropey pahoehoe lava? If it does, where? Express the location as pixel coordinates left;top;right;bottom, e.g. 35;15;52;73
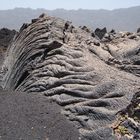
1;14;140;140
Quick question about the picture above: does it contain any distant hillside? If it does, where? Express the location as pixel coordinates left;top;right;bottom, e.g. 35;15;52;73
0;7;140;31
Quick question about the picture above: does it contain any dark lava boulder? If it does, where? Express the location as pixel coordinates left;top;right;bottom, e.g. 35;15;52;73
0;28;17;49
1;15;140;140
94;27;107;39
137;28;140;33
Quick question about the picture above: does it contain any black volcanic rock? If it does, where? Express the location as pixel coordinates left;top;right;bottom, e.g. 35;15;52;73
95;27;107;40
1;15;140;140
0;28;16;49
137;28;140;33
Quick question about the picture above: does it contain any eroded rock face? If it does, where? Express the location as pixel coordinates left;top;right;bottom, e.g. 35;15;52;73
1;15;140;139
0;28;17;86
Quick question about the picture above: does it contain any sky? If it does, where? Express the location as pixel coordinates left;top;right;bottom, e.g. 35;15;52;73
1;0;140;10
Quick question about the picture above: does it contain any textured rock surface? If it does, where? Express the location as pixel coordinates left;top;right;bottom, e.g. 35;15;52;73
1;15;140;139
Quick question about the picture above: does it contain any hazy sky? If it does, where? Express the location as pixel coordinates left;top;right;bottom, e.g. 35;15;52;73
1;0;140;10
